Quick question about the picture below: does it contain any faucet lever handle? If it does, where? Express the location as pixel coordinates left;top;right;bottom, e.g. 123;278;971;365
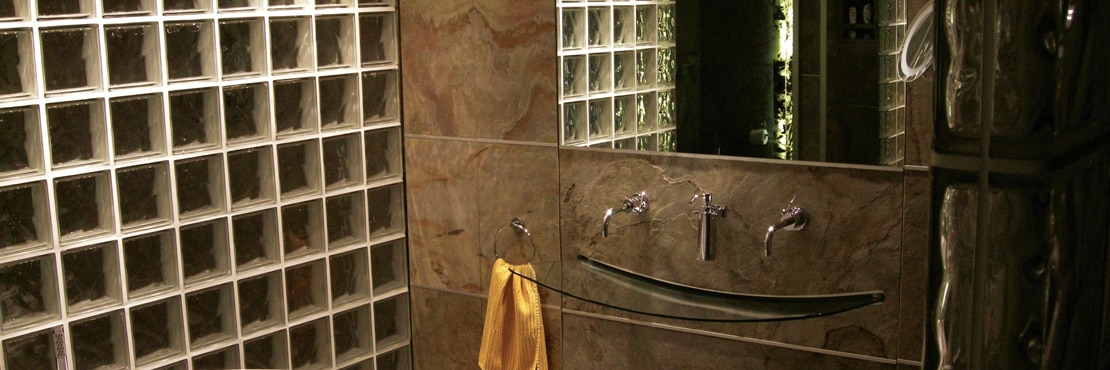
783;194;798;214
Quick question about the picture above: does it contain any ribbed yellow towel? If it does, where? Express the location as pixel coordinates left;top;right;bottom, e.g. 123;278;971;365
478;258;548;370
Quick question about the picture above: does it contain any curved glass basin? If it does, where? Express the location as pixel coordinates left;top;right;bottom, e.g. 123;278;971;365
510;255;884;322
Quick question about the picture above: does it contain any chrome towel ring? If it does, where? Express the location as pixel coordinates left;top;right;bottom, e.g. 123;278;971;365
492;217;538;261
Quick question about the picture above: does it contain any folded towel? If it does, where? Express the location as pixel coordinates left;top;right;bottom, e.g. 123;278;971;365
478;258;548;370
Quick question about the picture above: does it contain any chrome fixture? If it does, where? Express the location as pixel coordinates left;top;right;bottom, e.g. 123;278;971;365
764;196;808;256
690;193;726;261
602;191;649;237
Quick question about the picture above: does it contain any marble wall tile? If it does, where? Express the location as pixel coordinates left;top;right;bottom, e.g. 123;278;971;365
558;148;903;358
562;313;897;370
898;169;929;361
399;0;557;143
904;0;934;166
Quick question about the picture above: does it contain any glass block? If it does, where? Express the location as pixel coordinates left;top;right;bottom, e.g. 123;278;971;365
357;0;390;7
361;70;399;125
587;53;610;93
47;99;107;168
0;182;48;253
223;83;272;145
227;146;276;209
638;134;655;151
316;15;355;69
588;98;611;141
285;259;326;319
169;88;220;152
268;0;307;9
104;0;154;15
175;155;226;219
153;360;189;370
587;7;609;47
0;106;41;179
71;310;128;370
130;297;185;365
326;193;366;249
363;126;401;182
657;47;675;85
563;100;586;145
278;139;322;198
636;49;656;88
106;23;160;88
123;230;179;298
636;92;657;132
218;0;256;11
244;331;289;369
315;0;347;9
192;345;240;369
614;136;635;150
613;51;634;91
879;53;900;83
282;199;324;258
165;22;216;82
330;248;369;306
612;6;634;46
562;55;585;98
61;242;122;314
179;219;231;284
658;130;676;152
366;183;404;240
40;26;100;93
274;78;320;136
233;209;279;270
110;94;166;160
658;89;675;128
219;18;265;78
238;271;284;334
373;293;409;350
0;0;28;20
613;94;635;135
370;238;405;296
561;8;583;49
270;17;314;73
359;13;395;65
340;358;375;370
164;0;210;13
657;4;675;42
55;172;113;241
880;24;905;55
185;284;236;348
332;305;372;363
323;134;364;191
290;317;332;370
0;29;36;100
880;107;906;138
319;74;360;129
636;5;656;44
376;345;412;370
116;162;171;229
1;327;62;369
36;0;91;18
881;80;906;110
0;256;60;330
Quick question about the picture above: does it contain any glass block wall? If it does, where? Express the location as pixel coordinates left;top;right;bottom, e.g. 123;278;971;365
0;0;410;369
878;0;906;165
558;0;677;152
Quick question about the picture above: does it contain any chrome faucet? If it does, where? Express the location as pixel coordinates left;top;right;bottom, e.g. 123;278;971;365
764;196;807;256
690;193;726;261
602;191;649;237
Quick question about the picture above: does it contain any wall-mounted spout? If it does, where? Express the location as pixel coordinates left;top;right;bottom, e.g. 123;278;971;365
690;193;726;261
764;196;807;256
602;191;649;237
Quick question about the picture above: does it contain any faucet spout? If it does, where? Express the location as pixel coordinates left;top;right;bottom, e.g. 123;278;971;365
601;192;649;238
602;208;615;237
764;207;807;256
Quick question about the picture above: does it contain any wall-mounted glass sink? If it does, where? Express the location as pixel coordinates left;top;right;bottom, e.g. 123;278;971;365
511;255;884;322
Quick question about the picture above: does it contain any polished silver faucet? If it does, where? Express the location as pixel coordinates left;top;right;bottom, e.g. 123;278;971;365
764;196;807;256
690;193;726;261
602;191;649;237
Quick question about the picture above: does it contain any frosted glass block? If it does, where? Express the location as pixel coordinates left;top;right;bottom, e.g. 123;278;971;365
270;17;314;73
658;90;675;128
1;327;62;369
332;305;372;363
363;127;401;182
319;74;360;129
285;259;327;319
326;192;367;249
0;107;41;178
274;78;320;136
636;5;656;44
175;155;227;219
657;47;675;85
330;248;370;306
880;24;905;55
169;88;220;152
587;7;609;47
36;0;92;18
638;134;656;151
613;51;634;91
359;13;396;66
361;70;399;125
192;345;240;369
219;19;266;78
244;330;289;369
179;219;231;284
123;230;179;298
357;0;390;7
657;4;674;42
227;146;277;209
110;94;166;160
370;238;405;296
612;6;634;46
323;134;364;191
562;55;585;97
164;0;210;13
316;15;355;69
104;0;154;15
376;346;412;370
0;29;36;100
315;0;348;9
563;101;586;145
0;181;49;254
40;26;100;93
636;49;655;88
282;199;325;258
116;162;172;230
636;92;656;132
0;256;60;330
880;80;906;110
47;99;107;168
0;0;28;20
372;293;409;350
340;359;374;370
880;107;906;138
55;172;114;241
238;271;284;334
269;0;308;9
614;137;635;150
106;23;160;88
587;53;610;93
71;310;128;370
658;130;675;152
185;284;236;348
152;360;189;370
588;98;611;141
61;242;122;314
219;0;258;11
278;139;323;198
613;94;635;135
561;8;583;50
223;82;272;145
165;22;216;82
290;317;332;370
233;209;280;270
130;297;185;365
366;183;404;240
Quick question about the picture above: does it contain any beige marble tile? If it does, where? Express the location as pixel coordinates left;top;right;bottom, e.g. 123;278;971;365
898;169;929;361
905;71;934;166
399;0;557;143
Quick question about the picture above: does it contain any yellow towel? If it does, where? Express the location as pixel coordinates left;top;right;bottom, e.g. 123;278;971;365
478;258;548;370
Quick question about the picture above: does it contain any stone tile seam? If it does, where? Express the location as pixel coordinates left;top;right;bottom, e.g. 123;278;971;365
404;134;559;148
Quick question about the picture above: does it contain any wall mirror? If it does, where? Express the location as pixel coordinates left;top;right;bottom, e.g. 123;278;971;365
557;0;934;166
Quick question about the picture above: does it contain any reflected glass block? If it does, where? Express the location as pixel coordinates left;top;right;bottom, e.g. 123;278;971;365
273;78;319;135
61;242;122;313
270;17;312;73
290;318;332;369
0;107;40;177
658;130;675;152
371;238;406;296
562;55;585;97
1;327;61;369
363;127;401;182
116;163;171;229
636;5;655;44
376;345;412;370
0;30;35;99
47;99;106;167
282;200;324;258
179;219;231;284
238;271;284;334
587;7;609;47
588;99;611;140
658;90;675;128
219;19;264;77
316;15;354;69
175;155;226;218
361;70;399;125
285;259;326;319
110;94;165;159
636;49;655;88
326;192;366;249
320;74;359;129
165;22;215;81
164;0;207;12
359;13;394;65
367;183;404;239
637;92;656;132
563;101;586;144
104;0;149;15
332;305;372;363
613;51;634;91
106;23;159;88
123;230;179;298
71;311;128;370
657;47;675;85
657;4;674;42
218;0;254;10
0;182;47;252
185;284;236;348
41;26;98;92
233;209;279;270
227;146;276;208
613;6;634;46
55;172;112;240
373;293;409;349
244;331;288;369
323;134;363;190
130;297;185;365
561;8;583;49
880;107;906;138
0;256;59;329
223;83;272;144
192;345;240;369
278;140;322;198
37;0;86;18
330;248;369;306
588;53;610;93
614;94;635;135
169;88;219;152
